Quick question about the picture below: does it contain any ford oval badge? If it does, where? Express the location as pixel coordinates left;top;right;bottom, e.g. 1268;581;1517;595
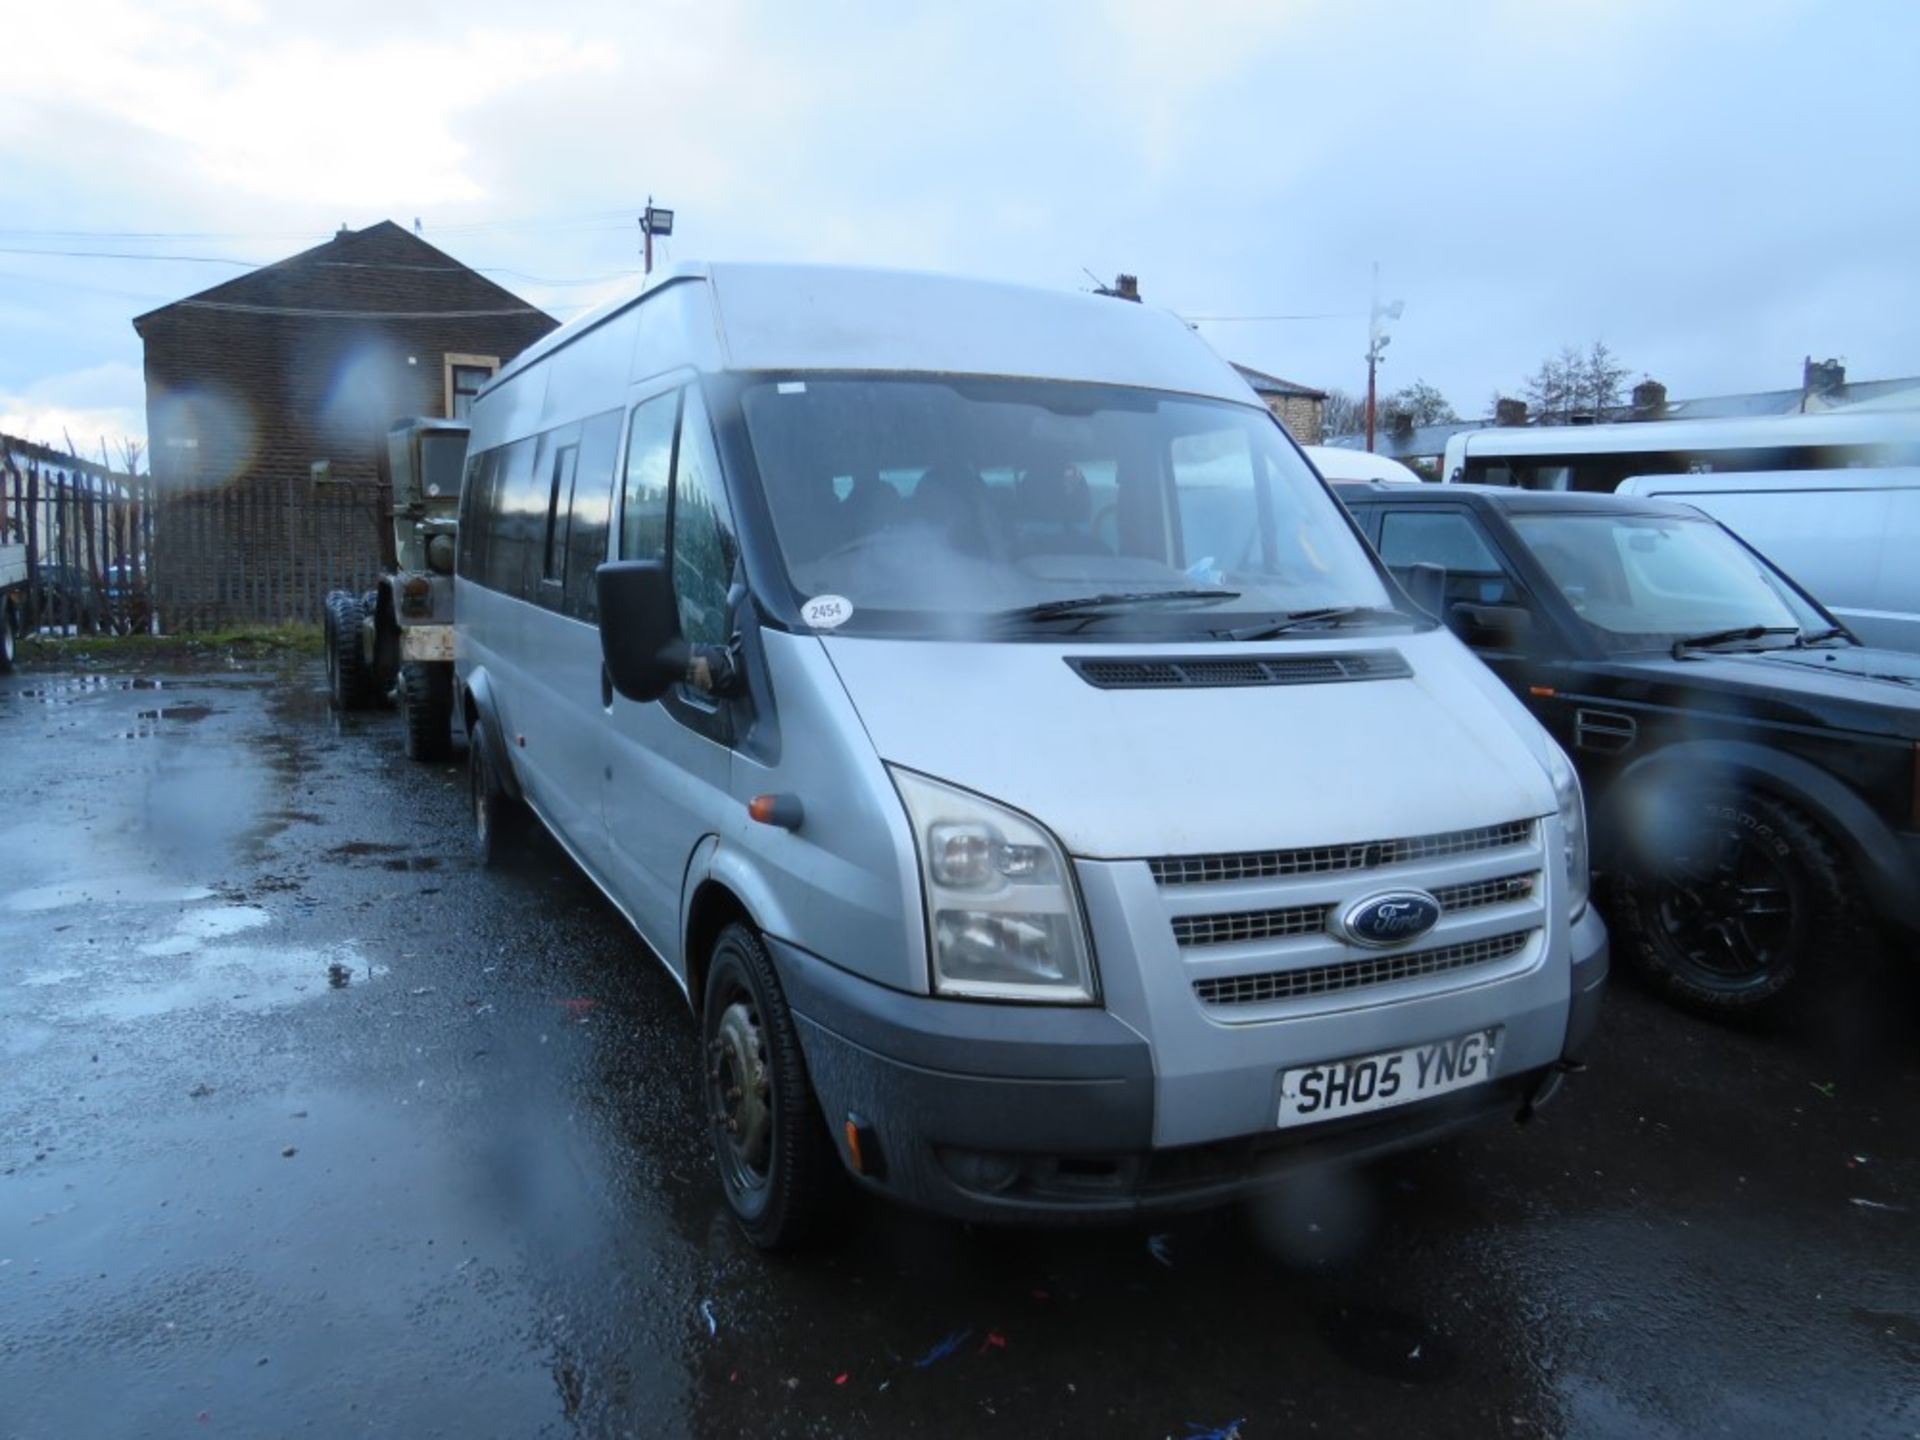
1337;890;1442;948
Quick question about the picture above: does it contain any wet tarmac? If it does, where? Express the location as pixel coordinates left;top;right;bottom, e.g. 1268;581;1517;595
2;656;1916;1439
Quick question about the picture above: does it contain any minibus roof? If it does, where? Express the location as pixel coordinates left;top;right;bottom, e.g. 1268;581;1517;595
492;261;1259;404
1450;409;1920;460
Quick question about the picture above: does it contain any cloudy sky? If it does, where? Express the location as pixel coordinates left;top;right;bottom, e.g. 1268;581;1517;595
3;0;1916;458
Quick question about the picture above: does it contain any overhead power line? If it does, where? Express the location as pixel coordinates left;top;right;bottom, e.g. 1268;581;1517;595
1181;312;1358;322
0;245;261;265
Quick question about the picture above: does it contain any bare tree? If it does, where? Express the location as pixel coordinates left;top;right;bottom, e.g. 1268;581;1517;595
117;437;146;475
1321;388;1368;438
1580;341;1630;415
1520;341;1634;423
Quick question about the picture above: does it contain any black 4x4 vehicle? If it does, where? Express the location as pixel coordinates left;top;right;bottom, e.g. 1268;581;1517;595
1336;482;1920;1019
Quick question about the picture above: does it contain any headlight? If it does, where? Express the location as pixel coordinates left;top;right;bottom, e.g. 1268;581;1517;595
890;767;1096;1003
1546;741;1590;920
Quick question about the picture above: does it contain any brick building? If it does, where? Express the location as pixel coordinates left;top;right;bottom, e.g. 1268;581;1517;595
1231;363;1327;445
133;220;558;628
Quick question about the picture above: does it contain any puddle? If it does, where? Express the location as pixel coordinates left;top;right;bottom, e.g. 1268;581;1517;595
326;841;410;860
139;905;274;957
381;856;443;873
79;943;381;1021
16;676;161;704
136;703;217;723
3;880;216;914
17;968;85;987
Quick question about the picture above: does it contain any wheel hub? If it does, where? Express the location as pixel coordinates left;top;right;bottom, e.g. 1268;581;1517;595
1654;822;1792;982
710;1000;771;1182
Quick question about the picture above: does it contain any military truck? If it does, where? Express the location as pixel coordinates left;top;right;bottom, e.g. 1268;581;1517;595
323;417;467;760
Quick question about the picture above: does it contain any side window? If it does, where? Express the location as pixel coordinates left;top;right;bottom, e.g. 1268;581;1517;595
619;392;679;562
456;448;496;581
564;410;622;621
486;437;541;599
540;439;579;592
1377;509;1519;607
671;389;737;647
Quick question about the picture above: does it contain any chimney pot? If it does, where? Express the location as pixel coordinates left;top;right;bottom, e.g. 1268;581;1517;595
1495;398;1529;427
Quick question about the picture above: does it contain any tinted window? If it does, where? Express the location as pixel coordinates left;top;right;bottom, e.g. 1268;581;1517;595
456;448;496;580
565;410;622;621
620;393;679;562
539;436;579;594
1379;509;1519;607
487;437;541;597
672;389;737;646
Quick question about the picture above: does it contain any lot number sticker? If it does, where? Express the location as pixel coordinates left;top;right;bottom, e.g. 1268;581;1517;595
802;595;854;630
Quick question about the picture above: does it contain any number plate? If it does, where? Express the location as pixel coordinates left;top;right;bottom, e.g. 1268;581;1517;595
1277;1028;1501;1128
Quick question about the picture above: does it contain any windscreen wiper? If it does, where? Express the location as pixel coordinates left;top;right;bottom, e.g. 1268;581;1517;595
1670;624;1799;658
1220;605;1412;642
994;589;1241;626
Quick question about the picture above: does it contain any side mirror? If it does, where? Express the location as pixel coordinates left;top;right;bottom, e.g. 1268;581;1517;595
597;561;687;703
1451;602;1533;648
1403;562;1445;620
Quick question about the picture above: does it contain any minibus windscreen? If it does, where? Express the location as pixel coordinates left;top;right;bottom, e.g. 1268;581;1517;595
738;376;1396;636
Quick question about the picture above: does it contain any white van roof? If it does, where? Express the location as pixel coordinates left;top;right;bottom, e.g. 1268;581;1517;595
1304;446;1424;484
495;262;1259;404
1451;409;1920;460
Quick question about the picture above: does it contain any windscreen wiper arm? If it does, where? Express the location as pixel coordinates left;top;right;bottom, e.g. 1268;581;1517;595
994;589;1241;624
1220;605;1412;641
1795;625;1851;646
1670;624;1799;658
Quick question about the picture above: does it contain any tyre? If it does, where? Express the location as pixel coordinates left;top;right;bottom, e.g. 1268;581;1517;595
400;662;454;762
702;923;838;1250
1610;788;1867;1021
467;716;524;867
326;593;374;710
0;600;16;674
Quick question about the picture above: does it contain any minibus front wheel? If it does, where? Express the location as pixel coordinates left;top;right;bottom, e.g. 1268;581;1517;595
702;923;836;1249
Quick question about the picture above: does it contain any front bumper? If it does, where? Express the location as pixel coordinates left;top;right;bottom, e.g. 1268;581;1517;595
774;914;1606;1225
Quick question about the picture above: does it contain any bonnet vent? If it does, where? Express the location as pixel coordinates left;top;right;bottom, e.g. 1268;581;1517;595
1067;651;1412;690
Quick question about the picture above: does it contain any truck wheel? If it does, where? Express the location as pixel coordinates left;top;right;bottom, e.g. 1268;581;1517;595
1610;789;1865;1021
327;593;374;710
467;716;524;866
0;600;16;674
702;923;837;1250
400;662;453;762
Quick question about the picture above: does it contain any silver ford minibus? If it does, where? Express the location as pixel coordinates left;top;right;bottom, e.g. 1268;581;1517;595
454;263;1606;1247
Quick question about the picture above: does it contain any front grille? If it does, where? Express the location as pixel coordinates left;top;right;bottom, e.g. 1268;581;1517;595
1430;872;1536;912
1171;871;1536;950
1174;904;1323;948
1150;820;1534;887
1193;930;1533;1006
1068;651;1411;691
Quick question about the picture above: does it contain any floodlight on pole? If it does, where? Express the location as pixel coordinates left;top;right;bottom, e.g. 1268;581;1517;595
640;197;675;275
1364;263;1405;454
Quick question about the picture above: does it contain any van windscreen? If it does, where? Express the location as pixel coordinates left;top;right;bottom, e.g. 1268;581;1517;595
737;376;1394;637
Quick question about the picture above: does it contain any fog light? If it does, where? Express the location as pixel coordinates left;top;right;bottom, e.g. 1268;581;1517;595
938;1147;1022;1195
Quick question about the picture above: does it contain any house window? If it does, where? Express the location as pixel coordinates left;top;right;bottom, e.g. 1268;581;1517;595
444;354;499;418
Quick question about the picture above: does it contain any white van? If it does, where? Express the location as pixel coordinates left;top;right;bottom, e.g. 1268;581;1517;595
1615;468;1920;652
455;263;1606;1246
